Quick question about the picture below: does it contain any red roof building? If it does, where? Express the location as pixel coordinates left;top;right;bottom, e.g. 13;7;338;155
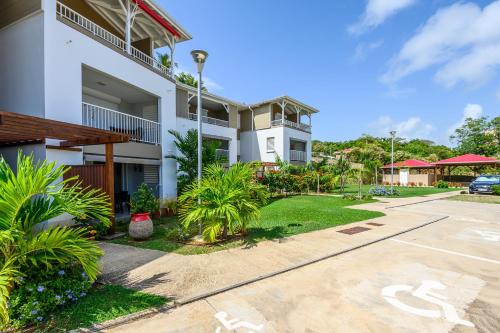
434;154;499;166
381;159;434;169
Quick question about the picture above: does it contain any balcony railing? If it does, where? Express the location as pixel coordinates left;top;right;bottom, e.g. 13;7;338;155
188;112;229;127
271;119;311;132
82;103;160;145
290;150;307;162
56;2;173;79
216;149;230;160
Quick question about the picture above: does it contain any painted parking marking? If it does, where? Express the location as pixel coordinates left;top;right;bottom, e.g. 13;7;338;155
214;311;263;332
473;230;500;242
390;239;500;265
382;280;474;327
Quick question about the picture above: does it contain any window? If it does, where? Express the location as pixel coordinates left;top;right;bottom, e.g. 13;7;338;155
267;137;275;152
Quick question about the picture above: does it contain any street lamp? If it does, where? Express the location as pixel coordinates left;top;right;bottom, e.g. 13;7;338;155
390;130;396;193
191;49;208;237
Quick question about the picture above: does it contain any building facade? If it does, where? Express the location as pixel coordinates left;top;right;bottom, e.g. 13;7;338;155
0;0;320;208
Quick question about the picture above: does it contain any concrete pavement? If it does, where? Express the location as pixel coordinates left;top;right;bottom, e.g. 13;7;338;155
101;196;500;332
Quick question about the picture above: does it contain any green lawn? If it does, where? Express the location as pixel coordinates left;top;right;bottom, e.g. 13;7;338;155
445;194;500;204
338;184;460;197
111;195;384;255
43;284;167;331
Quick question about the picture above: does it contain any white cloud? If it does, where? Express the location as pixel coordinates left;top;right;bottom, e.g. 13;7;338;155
370;115;433;139
381;1;500;88
353;40;383;61
349;0;418;35
447;103;483;136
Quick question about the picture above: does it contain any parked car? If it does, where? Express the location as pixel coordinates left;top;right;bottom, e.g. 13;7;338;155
469;175;500;194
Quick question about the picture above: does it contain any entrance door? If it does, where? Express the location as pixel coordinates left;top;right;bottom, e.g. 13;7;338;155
400;168;409;186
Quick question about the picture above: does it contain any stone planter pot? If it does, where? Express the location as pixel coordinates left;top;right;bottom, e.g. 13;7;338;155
129;212;153;240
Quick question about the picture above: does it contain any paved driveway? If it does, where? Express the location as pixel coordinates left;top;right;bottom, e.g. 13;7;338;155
103;198;500;332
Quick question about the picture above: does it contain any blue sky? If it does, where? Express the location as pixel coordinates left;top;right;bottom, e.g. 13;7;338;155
158;0;500;146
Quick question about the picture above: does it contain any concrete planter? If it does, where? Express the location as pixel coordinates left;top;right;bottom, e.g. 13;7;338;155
129;212;153;240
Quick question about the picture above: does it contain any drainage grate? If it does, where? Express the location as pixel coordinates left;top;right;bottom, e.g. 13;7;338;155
366;222;384;227
337;226;371;235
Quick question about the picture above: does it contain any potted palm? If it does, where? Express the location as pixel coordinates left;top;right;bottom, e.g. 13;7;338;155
129;183;159;240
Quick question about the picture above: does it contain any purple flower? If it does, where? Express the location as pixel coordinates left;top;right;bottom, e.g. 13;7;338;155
58;270;65;276
81;272;88;280
55;294;61;300
80;292;87;297
30;310;38;315
65;289;72;294
32;300;38;306
37;285;45;292
36;316;44;322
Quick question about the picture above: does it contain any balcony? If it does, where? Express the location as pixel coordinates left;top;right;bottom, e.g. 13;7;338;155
290;150;307;162
271;119;311;133
188;112;229;127
216;149;230;160
82;103;160;145
56;2;173;79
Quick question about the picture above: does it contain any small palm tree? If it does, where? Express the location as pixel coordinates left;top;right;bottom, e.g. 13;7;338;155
178;163;268;242
166;129;225;193
175;72;207;91
0;152;111;326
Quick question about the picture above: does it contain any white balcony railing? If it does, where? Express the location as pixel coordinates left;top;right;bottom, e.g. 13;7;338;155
271;119;311;132
82;103;160;145
290;150;307;161
56;2;173;78
216;149;230;160
188;112;229;127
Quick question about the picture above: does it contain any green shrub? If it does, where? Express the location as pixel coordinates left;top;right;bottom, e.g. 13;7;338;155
435;180;449;188
8;265;92;329
130;183;160;214
492;185;500;196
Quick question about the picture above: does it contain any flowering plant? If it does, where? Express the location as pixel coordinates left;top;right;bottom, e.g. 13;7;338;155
7;265;92;329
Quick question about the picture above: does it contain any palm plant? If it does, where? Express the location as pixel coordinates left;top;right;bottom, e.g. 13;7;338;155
166;129;225;193
178;163;268;242
0;152;111;326
175;72;207;91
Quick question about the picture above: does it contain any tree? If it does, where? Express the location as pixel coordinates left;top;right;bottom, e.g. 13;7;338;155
165;129;225;193
0;153;111;326
450;117;498;156
179;163;268;242
156;52;174;69
333;154;351;193
175;72;207;91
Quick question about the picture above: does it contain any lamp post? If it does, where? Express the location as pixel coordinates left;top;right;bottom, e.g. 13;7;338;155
191;49;208;237
390;131;396;193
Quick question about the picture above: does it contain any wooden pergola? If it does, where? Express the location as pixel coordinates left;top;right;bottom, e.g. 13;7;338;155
0;110;130;232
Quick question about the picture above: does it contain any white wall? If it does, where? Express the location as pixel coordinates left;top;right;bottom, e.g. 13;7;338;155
239;126;312;163
40;1;178;198
176;117;238;165
0;13;45;117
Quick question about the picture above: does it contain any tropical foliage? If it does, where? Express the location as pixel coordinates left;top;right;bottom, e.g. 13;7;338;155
156;52;174;69
179;163;268;242
450;116;500;156
175;72;207;91
0;153;111;328
130;183;160;214
166;129;225;193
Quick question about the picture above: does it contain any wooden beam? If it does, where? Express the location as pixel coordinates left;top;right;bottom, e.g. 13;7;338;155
46;145;82;152
105;143;115;234
60;135;129;147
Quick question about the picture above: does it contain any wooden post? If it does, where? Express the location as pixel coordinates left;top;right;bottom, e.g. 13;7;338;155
105;143;115;234
434;166;437;185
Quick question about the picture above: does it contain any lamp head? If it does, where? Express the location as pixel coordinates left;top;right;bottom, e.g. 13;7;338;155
191;50;208;73
389;131;396;137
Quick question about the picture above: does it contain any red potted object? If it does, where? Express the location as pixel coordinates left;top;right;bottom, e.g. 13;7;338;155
128;184;156;240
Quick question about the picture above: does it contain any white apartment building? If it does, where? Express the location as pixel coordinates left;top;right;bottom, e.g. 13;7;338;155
239;96;318;165
0;1;319;210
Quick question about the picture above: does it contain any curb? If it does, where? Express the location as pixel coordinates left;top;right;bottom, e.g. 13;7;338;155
72;214;449;332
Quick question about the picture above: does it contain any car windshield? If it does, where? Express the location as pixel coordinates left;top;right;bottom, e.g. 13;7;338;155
475;176;500;182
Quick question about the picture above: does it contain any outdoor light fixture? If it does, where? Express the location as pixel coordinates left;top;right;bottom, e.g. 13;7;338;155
390;131;396;192
191;50;208;73
191;49;208;238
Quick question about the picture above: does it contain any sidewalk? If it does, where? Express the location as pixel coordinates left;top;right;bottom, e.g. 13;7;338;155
98;191;460;303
